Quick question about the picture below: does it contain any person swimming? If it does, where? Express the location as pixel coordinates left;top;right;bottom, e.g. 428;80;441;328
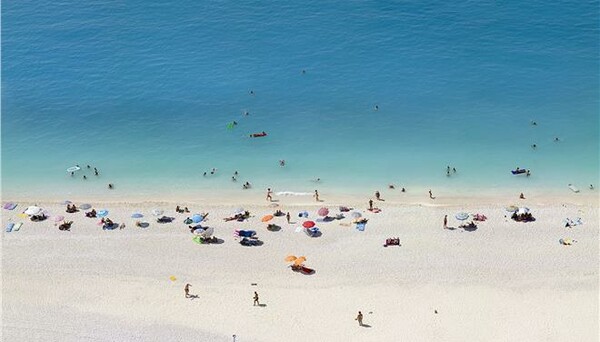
250;131;267;138
279;160;285;167
108;183;114;189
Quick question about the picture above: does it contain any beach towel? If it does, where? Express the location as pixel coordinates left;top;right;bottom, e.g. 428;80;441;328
356;222;366;231
5;223;14;232
3;202;17;210
12;222;22;232
235;230;256;238
368;208;381;213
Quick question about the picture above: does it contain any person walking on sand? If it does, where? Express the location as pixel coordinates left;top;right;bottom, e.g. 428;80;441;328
266;188;273;202
314;190;320;202
368;199;373;210
286;212;291;224
253;291;260;306
443;215;448;229
429;190;434;199
184;283;192;298
355;311;363;326
375;191;384;201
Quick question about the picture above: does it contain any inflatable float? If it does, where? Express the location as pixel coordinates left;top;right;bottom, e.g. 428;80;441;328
66;166;81;173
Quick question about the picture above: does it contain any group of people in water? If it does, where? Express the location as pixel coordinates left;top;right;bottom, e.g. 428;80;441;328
69;164;115;190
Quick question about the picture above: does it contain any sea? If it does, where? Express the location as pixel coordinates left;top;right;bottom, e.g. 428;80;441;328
2;0;598;200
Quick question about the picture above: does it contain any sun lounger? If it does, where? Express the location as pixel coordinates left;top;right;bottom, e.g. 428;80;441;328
5;223;14;232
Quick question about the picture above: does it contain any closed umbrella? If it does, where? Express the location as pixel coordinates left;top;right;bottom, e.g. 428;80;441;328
302;221;315;228
455;212;469;221
261;214;274;222
24;206;43;215
79;204;92;210
152;209;164;216
192;214;204;223
97;209;109;218
351;211;362;219
317;208;329;217
131;213;144;218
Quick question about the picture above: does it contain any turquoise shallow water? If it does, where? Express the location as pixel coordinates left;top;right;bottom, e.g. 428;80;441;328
2;1;598;199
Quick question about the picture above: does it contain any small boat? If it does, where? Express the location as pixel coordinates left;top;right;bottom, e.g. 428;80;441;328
511;169;527;175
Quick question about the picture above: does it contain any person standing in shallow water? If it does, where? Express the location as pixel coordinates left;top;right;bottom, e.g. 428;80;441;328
429;190;434;199
314;190;320;202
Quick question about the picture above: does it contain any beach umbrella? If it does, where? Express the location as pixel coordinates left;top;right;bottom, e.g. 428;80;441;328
131;213;144;218
79;204;92;210
97;209;109;218
61;200;72;205
24;206;43;215
302;221;315;228
294;256;307;266
351;211;362;219
455;212;469;221
200;227;214;238
152;209;164;216
261;214;274;222
285;255;297;262
54;215;65;222
192;214;204;223
517;207;530;215
317;208;329;217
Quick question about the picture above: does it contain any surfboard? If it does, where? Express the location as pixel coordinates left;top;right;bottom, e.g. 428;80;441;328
568;184;580;193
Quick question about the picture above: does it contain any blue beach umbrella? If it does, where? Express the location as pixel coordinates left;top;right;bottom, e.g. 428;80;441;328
455;212;469;221
97;209;109;218
192;214;203;223
131;213;144;218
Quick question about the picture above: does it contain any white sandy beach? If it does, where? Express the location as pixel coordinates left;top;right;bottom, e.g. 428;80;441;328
2;194;598;341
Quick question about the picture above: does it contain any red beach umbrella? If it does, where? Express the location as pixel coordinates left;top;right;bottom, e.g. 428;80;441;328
303;221;315;228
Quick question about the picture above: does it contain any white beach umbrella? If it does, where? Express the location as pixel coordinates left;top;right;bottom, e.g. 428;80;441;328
24;206;43;215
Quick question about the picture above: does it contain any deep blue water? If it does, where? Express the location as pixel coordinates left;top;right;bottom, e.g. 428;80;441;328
2;0;598;199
